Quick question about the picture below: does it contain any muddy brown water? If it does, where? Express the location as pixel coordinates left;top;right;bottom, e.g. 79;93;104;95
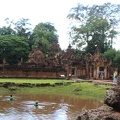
0;94;102;120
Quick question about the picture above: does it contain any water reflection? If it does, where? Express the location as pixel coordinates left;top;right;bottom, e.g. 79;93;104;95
52;103;68;120
0;94;102;120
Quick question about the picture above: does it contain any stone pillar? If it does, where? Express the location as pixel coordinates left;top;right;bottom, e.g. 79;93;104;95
93;68;96;79
96;66;99;79
3;58;6;64
89;67;92;78
75;67;77;76
86;62;89;76
104;67;107;79
77;69;80;76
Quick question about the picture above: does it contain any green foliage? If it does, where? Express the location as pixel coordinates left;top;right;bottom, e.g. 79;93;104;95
103;48;116;61
0;26;16;35
31;22;58;53
73;49;85;58
0;35;29;64
13;18;32;39
0;18;60;63
67;3;120;54
2;18;32;39
113;50;120;67
103;49;120;67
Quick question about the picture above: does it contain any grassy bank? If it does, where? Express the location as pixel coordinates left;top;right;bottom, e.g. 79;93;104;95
0;78;72;84
0;78;113;101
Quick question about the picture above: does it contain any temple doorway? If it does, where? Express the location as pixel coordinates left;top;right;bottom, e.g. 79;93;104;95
99;67;104;79
72;67;75;75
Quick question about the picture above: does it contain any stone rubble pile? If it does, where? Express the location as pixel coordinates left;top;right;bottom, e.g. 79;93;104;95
76;74;120;120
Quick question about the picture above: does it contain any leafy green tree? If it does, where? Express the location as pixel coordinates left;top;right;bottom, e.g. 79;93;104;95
67;3;120;54
0;35;29;64
31;22;58;53
0;26;16;35
103;48;120;67
103;48;116;61
3;18;32;38
13;18;32;39
113;50;120;67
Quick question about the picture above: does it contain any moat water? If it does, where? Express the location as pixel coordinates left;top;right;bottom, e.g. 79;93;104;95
0;94;102;120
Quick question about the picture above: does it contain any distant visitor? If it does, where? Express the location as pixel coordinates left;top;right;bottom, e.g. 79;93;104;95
10;95;14;101
34;101;38;107
99;70;104;80
113;70;118;82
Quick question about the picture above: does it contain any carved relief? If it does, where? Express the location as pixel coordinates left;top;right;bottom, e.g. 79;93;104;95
28;44;45;65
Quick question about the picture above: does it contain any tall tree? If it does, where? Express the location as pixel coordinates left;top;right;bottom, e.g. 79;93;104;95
13;18;32;39
67;3;120;54
0;18;32;39
31;22;59;53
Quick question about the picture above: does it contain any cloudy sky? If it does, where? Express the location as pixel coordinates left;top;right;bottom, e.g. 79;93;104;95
0;0;120;50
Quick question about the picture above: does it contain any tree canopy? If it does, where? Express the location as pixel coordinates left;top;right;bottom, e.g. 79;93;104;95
31;22;59;53
67;2;120;54
103;48;120;67
0;35;29;64
0;19;59;64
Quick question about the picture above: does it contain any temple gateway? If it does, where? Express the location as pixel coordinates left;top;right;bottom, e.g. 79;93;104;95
0;42;113;80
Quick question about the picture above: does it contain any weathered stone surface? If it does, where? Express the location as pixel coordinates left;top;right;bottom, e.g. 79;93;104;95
77;75;120;120
104;87;120;111
104;74;120;111
76;105;120;120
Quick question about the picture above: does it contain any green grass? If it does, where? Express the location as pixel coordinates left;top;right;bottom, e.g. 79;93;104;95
0;79;113;101
0;78;73;84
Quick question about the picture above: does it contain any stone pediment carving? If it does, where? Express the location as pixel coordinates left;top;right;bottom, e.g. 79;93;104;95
64;44;76;60
28;43;45;64
28;49;45;64
85;53;92;63
92;47;111;67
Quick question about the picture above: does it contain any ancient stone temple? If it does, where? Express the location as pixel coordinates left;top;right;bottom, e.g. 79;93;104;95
46;41;61;67
28;43;45;65
91;47;112;79
60;44;77;78
0;42;113;79
61;46;112;80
